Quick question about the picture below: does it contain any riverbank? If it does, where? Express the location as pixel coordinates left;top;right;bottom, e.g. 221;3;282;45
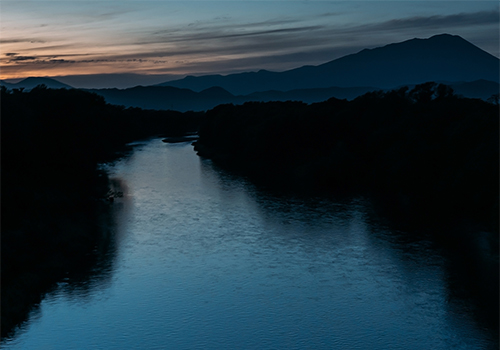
193;86;499;330
1;86;201;338
194;83;499;231
3;139;497;349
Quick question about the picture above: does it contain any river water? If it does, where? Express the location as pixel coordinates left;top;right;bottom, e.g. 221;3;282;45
3;138;498;349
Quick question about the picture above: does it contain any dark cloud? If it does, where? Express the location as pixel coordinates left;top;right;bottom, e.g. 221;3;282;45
3;53;93;64
317;12;341;18
151;17;305;37
2;39;46;44
1;39;32;44
145;25;325;47
4;56;168;65
7;56;37;62
109;34;331;62
339;10;499;35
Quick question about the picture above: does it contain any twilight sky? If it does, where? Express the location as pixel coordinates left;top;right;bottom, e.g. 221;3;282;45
1;1;498;88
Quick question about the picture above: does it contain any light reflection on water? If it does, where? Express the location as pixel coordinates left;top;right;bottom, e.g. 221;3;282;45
3;139;497;349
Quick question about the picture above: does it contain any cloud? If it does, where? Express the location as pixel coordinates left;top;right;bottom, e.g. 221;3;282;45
149;17;311;41
1;5;497;79
150;45;369;75
7;56;38;62
134;9;498;61
164;25;324;43
2;55;169;66
0;38;46;44
2;52;97;64
347;10;499;34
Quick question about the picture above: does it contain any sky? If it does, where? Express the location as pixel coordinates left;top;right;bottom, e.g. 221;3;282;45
1;1;498;88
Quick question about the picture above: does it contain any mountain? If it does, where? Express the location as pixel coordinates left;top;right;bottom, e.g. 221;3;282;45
158;34;499;95
51;73;184;89
86;85;381;112
87;80;496;113
5;34;496;112
1;77;73;90
84;86;235;112
0;80;15;89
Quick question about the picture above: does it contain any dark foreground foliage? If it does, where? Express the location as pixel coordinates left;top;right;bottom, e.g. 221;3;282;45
1;86;201;338
195;82;499;231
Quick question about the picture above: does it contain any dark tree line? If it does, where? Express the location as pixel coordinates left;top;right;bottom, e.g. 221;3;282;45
195;82;499;230
1;82;498;338
1;85;201;337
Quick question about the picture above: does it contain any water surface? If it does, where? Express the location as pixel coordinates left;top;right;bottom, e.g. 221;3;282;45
3;139;497;349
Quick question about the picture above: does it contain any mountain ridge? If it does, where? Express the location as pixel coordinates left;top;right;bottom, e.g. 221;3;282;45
84;79;498;112
158;34;499;95
0;77;73;90
2;34;498;111
3;77;497;113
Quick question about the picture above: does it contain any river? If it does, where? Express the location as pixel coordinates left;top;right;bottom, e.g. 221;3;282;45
2;138;498;349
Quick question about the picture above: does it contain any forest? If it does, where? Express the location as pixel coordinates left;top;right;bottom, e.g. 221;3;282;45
1;85;201;336
2;83;498;337
194;82;499;231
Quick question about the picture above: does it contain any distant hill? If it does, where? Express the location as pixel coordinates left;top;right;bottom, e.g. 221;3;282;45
0;80;14;89
87;80;497;112
86;85;382;112
3;78;496;114
84;86;235;112
158;34;499;95
1;77;73;90
5;34;497;112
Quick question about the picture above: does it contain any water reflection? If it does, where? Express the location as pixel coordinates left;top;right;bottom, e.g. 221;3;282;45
202;153;499;348
1;177;127;342
3;140;497;349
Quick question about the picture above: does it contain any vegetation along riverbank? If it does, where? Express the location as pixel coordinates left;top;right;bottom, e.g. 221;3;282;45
194;82;499;232
1;86;202;338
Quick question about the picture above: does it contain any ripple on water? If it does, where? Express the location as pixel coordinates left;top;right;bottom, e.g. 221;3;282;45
2;140;497;350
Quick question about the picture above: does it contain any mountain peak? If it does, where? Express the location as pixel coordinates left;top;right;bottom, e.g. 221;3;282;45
428;33;460;39
153;34;500;94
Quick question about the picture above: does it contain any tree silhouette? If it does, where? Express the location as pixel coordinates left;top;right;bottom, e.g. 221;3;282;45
195;82;498;230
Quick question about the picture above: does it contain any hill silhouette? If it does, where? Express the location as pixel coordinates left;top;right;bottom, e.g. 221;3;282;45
0;77;73;90
84;85;381;111
3;34;497;112
158;34;499;95
85;80;497;112
4;77;496;113
83;86;234;111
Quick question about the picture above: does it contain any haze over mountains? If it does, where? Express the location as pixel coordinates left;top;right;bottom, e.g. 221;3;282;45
2;34;498;112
